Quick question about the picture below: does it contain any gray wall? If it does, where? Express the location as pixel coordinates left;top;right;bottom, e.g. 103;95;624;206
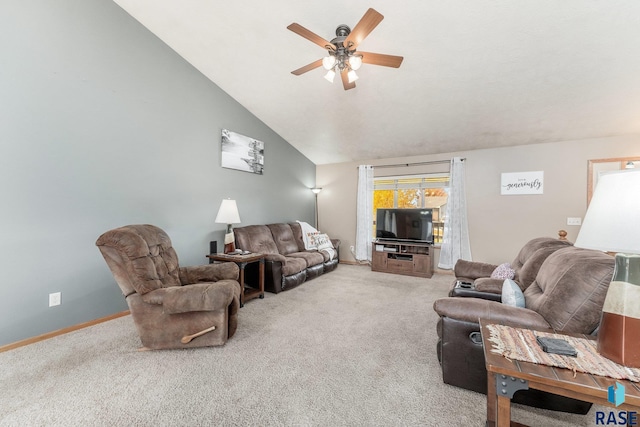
0;1;316;346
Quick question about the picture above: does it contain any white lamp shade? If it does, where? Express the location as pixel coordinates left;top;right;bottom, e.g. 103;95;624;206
347;70;359;83
349;55;362;70
215;199;241;224
324;69;336;83
322;56;336;70
574;170;640;254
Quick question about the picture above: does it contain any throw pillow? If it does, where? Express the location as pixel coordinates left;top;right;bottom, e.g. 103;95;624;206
502;279;525;308
314;233;334;251
305;231;320;250
491;262;515;280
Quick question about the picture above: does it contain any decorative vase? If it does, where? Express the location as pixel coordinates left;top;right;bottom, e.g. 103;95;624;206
597;253;640;368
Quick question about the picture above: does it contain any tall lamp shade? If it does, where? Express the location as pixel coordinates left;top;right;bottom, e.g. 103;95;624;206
574;170;640;367
215;199;241;253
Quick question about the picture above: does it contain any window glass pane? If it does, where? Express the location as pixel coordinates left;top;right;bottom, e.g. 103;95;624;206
372;173;450;244
397;188;421;208
424;188;448;244
373;189;395;210
373;190;394;235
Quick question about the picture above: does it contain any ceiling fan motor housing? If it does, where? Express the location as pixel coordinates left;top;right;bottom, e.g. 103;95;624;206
329;25;359;71
335;24;351;38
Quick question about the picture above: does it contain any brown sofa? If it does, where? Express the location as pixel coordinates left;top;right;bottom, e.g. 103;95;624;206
233;222;340;293
433;245;614;413
449;237;573;301
96;224;241;350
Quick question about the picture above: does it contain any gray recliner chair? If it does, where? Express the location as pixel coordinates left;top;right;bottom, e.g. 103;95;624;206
96;224;241;350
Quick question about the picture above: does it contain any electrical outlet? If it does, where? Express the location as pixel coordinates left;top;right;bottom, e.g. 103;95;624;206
49;292;61;307
350;245;355;252
567;217;582;226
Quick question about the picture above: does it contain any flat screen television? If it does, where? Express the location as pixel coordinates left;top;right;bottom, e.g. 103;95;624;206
375;208;433;244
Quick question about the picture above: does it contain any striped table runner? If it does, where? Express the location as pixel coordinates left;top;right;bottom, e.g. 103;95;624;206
486;324;640;382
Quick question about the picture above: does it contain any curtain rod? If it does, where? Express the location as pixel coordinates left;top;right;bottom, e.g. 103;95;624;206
359;158;465;169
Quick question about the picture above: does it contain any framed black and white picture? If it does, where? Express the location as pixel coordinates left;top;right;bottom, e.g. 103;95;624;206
221;129;264;175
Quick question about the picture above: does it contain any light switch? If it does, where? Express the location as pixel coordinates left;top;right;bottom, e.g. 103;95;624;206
567;217;582;226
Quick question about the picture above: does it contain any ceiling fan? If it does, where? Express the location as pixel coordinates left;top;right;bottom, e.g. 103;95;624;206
287;8;404;91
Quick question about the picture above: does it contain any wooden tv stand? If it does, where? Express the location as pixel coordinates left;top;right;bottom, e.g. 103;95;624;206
371;240;432;278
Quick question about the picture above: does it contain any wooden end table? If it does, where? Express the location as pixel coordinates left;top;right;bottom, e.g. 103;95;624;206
480;319;640;427
206;253;265;307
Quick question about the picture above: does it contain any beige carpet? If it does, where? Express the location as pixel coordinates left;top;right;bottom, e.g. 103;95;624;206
0;265;603;426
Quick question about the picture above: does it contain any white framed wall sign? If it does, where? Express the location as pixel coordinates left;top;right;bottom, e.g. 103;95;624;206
501;171;544;195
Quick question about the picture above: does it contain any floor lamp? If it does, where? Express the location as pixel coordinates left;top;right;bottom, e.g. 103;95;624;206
311;187;322;229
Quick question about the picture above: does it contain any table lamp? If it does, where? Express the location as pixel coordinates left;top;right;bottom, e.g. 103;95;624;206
574;169;640;368
215;199;241;253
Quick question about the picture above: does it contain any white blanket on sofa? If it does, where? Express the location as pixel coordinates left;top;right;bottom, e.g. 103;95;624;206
296;220;336;261
297;220;318;250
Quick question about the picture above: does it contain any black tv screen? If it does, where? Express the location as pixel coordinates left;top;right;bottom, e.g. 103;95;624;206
375;208;433;243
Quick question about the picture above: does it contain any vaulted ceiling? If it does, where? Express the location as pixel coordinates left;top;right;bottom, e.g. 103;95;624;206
113;1;640;165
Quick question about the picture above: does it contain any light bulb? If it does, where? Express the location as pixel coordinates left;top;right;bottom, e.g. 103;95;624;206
322;56;336;70
347;70;359;83
324;69;336;83
349;55;362;71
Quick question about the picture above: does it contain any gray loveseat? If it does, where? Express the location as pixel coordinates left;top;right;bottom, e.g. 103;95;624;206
449;237;573;301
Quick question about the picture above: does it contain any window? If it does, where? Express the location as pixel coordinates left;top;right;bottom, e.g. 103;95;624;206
373;174;449;244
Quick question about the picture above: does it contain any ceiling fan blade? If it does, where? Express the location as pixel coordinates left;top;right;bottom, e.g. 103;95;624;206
291;59;324;76
359;52;404;68
343;8;384;50
287;23;336;50
341;69;356;91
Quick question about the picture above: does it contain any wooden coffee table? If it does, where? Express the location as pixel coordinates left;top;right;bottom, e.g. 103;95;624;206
479;319;640;427
206;253;264;307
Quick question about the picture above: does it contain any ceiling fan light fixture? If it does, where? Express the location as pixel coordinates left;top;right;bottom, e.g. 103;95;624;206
349;55;363;71
288;8;403;91
322;55;336;70
324;69;336;83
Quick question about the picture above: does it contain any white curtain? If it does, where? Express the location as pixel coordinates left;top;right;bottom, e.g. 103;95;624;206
355;165;374;262
438;157;471;269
